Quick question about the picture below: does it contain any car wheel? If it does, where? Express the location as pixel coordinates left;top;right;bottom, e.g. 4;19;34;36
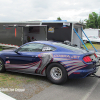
0;58;5;73
83;40;87;44
46;63;68;84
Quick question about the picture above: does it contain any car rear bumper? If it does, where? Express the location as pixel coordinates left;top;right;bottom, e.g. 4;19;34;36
68;65;99;79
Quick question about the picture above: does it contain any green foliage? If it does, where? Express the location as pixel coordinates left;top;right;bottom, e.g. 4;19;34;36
98;16;100;28
0;46;2;51
82;43;100;49
57;17;62;20
84;12;100;28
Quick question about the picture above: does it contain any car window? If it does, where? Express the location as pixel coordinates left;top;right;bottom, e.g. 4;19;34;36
42;45;56;51
18;43;44;52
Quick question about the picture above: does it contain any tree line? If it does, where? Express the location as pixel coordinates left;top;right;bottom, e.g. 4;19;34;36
84;12;100;29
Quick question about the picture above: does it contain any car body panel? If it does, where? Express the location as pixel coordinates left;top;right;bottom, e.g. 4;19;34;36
0;41;99;79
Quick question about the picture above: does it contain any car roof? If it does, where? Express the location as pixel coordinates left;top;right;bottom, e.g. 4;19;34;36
30;41;59;46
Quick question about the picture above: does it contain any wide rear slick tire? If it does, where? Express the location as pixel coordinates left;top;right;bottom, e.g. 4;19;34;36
0;58;5;73
46;63;68;84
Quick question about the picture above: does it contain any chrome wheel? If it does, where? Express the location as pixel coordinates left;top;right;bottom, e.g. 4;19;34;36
50;67;62;80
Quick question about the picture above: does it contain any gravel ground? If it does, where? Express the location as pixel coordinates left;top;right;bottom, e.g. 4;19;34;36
1;72;51;100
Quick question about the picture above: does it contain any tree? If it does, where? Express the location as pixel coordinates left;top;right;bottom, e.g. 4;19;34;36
57;17;62;20
98;16;100;28
84;12;99;28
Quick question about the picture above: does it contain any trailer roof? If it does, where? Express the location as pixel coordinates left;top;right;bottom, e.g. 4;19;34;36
0;20;83;25
42;20;67;23
0;21;41;23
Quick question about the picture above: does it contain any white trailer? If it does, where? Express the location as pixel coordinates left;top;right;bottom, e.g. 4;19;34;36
83;29;100;37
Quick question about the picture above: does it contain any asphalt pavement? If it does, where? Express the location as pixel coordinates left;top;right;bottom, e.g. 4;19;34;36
29;67;100;100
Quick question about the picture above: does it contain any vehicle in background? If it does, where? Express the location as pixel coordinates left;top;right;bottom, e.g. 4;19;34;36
83;29;100;38
83;36;100;43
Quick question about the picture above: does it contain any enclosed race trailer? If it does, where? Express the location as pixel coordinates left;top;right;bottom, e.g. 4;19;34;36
0;20;83;48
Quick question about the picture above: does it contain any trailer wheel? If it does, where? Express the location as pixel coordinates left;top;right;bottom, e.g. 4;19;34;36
0;58;5;73
83;40;87;44
46;63;68;84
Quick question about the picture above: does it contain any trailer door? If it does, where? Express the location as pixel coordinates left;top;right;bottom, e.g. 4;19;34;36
72;24;82;48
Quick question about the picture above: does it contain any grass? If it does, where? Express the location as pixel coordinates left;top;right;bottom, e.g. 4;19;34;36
0;46;2;51
0;72;51;100
0;72;23;88
82;43;100;50
0;72;48;89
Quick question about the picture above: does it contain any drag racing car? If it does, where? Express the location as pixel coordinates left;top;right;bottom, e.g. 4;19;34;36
0;41;99;84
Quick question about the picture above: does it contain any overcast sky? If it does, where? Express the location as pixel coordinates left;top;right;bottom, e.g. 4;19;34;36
0;0;100;22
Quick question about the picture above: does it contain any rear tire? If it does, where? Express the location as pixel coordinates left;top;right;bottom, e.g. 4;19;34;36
0;58;5;73
46;63;68;84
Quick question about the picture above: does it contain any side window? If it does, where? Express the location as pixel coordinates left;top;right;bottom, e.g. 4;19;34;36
42;45;56;51
18;43;44;52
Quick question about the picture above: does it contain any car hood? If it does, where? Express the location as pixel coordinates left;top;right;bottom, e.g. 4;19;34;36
0;49;15;54
2;49;15;52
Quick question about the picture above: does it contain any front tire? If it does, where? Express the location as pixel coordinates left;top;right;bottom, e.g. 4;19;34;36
46;63;68;84
0;58;5;73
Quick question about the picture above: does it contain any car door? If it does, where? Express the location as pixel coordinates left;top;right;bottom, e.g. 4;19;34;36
5;43;44;74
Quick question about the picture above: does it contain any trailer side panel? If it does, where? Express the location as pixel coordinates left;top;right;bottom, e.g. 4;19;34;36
42;23;72;42
0;23;22;46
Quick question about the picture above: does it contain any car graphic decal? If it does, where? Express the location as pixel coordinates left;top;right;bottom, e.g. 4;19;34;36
68;65;87;76
35;53;53;74
5;61;40;70
5;53;87;76
53;56;87;76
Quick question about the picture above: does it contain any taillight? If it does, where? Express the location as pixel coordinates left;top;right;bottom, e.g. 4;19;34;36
94;53;97;58
83;56;92;63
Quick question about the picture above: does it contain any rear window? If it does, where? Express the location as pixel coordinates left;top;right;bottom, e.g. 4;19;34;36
53;43;82;51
